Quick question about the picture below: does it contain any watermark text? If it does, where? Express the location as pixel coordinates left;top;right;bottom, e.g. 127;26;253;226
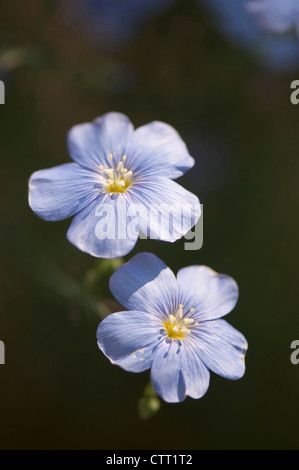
290;80;299;105
290;340;299;365
0;340;4;364
94;202;203;250
0;80;4;104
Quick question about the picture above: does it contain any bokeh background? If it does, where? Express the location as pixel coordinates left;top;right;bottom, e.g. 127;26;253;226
0;0;298;450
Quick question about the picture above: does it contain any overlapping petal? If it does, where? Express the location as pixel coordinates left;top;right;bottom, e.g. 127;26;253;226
125;121;195;179
191;319;248;380
28;163;101;221
150;341;186;403
177;265;239;321
97;310;162;373
131;177;201;242
67;112;134;172
68;115;195;179
180;343;210;400
109;252;178;315
151;339;211;403
66;193;139;258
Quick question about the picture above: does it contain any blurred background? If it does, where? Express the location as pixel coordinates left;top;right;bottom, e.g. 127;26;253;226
0;0;298;450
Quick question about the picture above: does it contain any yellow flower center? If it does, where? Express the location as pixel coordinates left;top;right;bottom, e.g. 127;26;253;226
99;154;133;194
164;305;197;340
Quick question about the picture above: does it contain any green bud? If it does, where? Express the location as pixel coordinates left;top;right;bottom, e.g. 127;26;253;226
137;382;161;420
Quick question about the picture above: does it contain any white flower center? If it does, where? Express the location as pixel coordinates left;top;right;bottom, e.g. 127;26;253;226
99;154;133;194
164;304;198;339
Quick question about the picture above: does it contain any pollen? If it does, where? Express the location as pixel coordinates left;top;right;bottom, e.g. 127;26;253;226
164;305;198;340
99;154;133;193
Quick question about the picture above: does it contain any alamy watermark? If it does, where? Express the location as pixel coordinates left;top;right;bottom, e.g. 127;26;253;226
290;340;299;365
94;202;203;250
0;340;4;364
184;204;203;251
290;80;299;105
0;80;5;104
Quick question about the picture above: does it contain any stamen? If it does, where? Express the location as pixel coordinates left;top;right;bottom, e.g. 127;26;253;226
177;304;183;319
116;161;123;172
104;169;114;177
180;327;191;335
123;171;132;180
164;304;198;340
183;318;195;326
98;155;133;194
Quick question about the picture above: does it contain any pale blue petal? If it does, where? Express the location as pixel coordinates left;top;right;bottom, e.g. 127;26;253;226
109;252;178;316
96;310;162;373
177;265;239;321
66;193;138;258
131;177;201;242
246;0;298;34
151;339;210;402
191;319;248;380
67;112;134;172
28;163;100;221
180;343;210;399
125;121;195;179
150;341;186;403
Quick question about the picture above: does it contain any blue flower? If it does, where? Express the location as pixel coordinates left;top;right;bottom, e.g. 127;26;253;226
29;113;200;258
198;0;299;71
246;0;299;35
97;252;247;403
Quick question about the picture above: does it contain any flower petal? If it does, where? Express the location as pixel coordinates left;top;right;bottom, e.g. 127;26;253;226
246;0;297;34
109;252;178;316
97;310;162;373
131;177;201;242
66;193;138;258
192;319;248;380
67;112;134;172
177;265;239;321
28;163;100;221
126;121;195;179
180;342;210;399
150;340;186;403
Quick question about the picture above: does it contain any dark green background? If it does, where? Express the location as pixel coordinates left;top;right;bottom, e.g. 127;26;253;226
0;0;298;450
